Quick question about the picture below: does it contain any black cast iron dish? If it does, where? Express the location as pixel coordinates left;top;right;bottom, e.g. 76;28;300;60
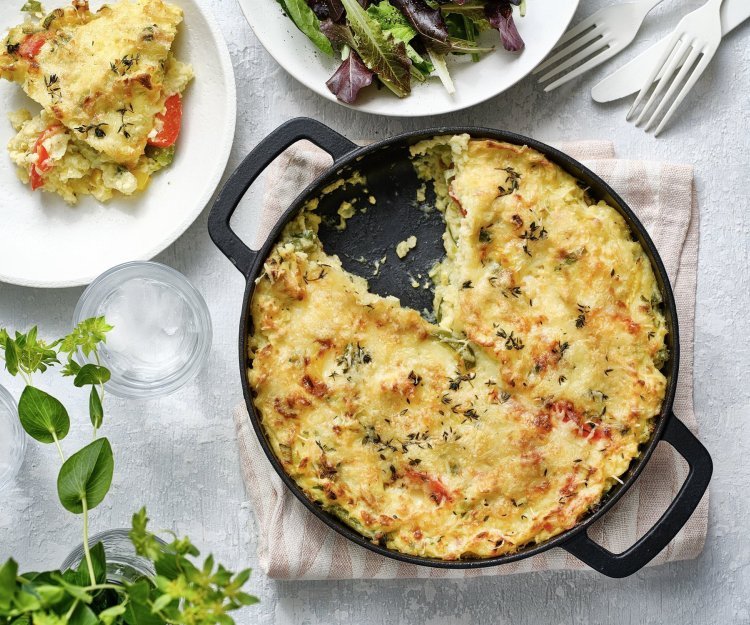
209;118;712;578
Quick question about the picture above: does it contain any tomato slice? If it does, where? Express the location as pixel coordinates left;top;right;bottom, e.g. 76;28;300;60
18;33;48;60
405;469;454;504
29;126;61;191
148;94;183;148
29;158;45;190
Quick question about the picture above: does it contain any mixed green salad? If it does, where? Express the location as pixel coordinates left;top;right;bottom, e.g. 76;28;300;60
276;0;529;103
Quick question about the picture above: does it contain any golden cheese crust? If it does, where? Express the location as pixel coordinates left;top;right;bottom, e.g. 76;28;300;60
248;137;668;560
1;0;189;167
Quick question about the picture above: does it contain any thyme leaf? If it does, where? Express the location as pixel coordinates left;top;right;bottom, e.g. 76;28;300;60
497;166;521;197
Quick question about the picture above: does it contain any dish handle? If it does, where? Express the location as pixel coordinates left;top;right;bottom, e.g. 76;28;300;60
562;414;712;577
208;118;358;278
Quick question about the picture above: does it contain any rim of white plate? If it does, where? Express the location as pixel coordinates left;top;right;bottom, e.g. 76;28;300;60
0;0;237;288
238;0;580;117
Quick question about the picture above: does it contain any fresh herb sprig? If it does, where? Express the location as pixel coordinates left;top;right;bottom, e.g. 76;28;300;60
1;319;114;584
0;321;258;625
0;510;258;625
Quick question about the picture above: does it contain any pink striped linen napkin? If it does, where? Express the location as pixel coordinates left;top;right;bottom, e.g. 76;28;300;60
232;139;708;579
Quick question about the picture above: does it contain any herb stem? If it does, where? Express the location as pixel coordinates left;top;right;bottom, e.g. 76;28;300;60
83;583;122;592
64;599;79;622
81;496;96;586
95;350;106;437
51;430;65;462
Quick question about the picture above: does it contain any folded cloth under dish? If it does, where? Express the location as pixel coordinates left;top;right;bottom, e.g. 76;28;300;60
233;139;707;580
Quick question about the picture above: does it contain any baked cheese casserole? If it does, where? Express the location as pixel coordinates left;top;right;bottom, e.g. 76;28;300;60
248;136;669;560
1;0;193;203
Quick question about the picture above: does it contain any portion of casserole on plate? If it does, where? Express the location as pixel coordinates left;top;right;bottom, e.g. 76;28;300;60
248;136;669;560
0;0;193;203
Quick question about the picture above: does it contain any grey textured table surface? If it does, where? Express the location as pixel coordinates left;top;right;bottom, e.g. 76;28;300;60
1;0;749;623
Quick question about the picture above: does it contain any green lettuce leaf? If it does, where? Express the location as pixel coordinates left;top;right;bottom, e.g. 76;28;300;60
444;13;479;61
278;0;334;56
365;1;433;77
340;0;411;97
366;1;416;42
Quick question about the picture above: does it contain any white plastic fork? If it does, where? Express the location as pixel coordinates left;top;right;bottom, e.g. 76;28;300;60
628;0;725;135
534;0;664;92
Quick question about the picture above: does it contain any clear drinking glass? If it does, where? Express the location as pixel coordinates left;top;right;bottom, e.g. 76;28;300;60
61;529;165;583
0;384;26;492
73;261;212;399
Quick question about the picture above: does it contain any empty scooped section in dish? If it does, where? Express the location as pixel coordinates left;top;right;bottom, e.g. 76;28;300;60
314;144;447;314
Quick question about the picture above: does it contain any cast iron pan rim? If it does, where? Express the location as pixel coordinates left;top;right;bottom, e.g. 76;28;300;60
238;126;680;569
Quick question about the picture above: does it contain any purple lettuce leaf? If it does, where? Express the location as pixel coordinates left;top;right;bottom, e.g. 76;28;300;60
306;0;345;22
320;17;356;46
484;0;525;52
389;0;451;54
326;50;375;103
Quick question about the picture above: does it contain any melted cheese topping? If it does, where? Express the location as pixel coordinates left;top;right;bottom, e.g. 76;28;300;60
248;137;668;560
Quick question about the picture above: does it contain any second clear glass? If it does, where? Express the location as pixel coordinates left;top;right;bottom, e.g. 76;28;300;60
0;384;26;493
61;529;164;584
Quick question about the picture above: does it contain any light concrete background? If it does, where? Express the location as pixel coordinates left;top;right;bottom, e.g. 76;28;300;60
1;0;748;623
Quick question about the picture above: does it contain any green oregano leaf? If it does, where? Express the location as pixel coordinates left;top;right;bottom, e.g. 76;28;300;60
61;566;87;589
57;438;114;514
4;336;19;376
1;327;60;378
50;574;93;603
151;593;174;613
89;387;103;429
85;542;107;585
0;559;18;609
98;604;127;625
29;584;66;606
61;359;81;378
237;591;260;606
68;603;98;625
12;593;41;614
125;580;163;625
59;317;113;359
129;508;164;563
126;579;151;603
18;386;70;444
73;364;111;388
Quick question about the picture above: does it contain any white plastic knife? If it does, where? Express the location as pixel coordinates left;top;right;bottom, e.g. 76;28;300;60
592;0;750;102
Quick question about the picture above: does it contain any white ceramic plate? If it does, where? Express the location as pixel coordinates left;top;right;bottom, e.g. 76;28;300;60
239;0;579;117
0;0;236;288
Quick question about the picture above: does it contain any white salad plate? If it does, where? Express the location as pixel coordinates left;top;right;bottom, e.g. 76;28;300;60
0;0;236;288
239;0;580;117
